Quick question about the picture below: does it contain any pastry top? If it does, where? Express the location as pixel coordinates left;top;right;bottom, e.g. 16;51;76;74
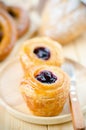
20;37;64;70
20;65;70;99
39;0;86;45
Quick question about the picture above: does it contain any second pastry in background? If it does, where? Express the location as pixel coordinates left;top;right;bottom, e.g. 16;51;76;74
39;0;86;45
0;1;30;38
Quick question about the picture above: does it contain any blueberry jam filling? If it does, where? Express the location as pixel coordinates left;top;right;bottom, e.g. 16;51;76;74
33;47;50;60
35;70;57;84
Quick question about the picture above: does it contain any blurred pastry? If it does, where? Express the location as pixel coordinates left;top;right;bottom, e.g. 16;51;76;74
20;37;64;71
7;6;30;38
20;65;70;116
39;0;86;45
0;9;17;61
0;1;30;38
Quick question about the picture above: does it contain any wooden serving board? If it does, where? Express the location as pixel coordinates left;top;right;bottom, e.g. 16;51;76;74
0;58;86;125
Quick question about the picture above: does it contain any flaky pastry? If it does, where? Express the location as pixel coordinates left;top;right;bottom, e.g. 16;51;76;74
20;65;70;116
20;37;64;72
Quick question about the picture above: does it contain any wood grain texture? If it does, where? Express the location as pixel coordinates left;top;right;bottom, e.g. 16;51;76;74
4;112;47;130
69;89;85;130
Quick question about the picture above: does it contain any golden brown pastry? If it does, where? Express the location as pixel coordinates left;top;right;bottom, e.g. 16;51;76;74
0;9;17;61
20;37;64;71
0;1;30;38
20;65;70;116
7;6;30;38
39;0;86;45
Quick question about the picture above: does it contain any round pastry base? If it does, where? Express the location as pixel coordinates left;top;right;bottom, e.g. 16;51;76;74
0;58;86;125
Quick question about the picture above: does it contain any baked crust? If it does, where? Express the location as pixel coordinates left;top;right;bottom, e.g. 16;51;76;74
0;9;17;61
20;65;70;116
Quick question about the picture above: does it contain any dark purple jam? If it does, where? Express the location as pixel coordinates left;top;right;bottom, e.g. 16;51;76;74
35;70;57;84
33;47;50;60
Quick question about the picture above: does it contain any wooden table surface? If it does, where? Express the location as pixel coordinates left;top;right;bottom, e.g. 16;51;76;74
0;0;86;129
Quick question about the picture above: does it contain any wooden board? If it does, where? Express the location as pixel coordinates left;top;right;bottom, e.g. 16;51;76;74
0;58;86;125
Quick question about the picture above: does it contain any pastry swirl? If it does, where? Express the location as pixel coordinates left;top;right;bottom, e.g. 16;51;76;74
0;1;30;38
20;37;64;71
20;65;70;116
0;9;17;61
7;6;30;38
